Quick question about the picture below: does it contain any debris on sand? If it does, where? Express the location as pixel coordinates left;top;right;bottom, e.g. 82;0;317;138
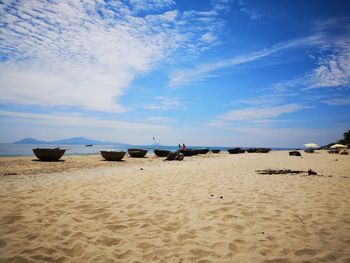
308;169;317;175
256;169;305;175
256;169;322;176
3;172;18;176
289;151;301;156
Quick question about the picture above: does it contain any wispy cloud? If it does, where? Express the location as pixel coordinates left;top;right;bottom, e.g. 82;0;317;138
307;37;350;89
322;97;350;106
236;94;287;106
0;110;168;132
142;96;185;110
217;104;310;122
168;35;323;87
143;116;176;123
211;0;232;13
269;35;350;92
237;0;260;20
0;0;224;112
128;0;175;12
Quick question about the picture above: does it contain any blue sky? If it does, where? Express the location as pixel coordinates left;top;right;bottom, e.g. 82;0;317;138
0;0;349;147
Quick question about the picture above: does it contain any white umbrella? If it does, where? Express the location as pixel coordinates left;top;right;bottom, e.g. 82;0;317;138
330;144;347;149
303;143;319;149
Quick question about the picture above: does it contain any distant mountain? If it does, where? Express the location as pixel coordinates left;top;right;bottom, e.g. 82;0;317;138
13;137;130;146
14;138;49;144
51;137;106;145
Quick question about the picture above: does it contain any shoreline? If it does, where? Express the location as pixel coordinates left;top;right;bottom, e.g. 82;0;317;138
0;144;303;158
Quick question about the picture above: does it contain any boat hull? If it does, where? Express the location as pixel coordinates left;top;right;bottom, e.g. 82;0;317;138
32;148;66;161
197;148;209;154
154;149;171;157
178;149;196;156
227;147;242;154
100;151;126;161
128;148;148;158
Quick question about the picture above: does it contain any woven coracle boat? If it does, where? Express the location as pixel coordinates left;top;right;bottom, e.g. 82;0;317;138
154;149;171;157
100;151;126;161
128;148;148;158
32;148;66;161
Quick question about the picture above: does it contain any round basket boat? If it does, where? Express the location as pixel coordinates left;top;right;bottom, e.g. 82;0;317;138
32;148;66;161
100;151;126;161
154;149;171;157
192;149;199;155
211;149;221;153
227;147;241;154
246;148;259;153
179;149;196;156
198;148;209;154
128;148;148;158
256;148;271;153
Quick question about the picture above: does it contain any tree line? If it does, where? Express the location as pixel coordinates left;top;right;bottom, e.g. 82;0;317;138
322;129;350;148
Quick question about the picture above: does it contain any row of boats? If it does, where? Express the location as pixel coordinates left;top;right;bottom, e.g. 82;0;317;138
32;147;272;162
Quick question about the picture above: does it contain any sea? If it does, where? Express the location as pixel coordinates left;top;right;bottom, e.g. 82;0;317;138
0;143;293;157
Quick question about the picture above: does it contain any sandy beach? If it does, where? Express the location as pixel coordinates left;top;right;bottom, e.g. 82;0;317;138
0;150;349;263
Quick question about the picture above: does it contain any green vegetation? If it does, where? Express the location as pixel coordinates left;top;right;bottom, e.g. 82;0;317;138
338;130;350;146
322;130;350;148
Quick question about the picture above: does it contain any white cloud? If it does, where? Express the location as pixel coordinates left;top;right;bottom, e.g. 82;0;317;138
143;116;176;123
0;0;224;112
269;36;350;92
307;37;350;89
237;0;260;20
128;0;175;12
142;96;185;110
207;120;228;127
217;104;310;121
236;94;287;106
0;66;128;112
211;0;232;13
200;32;217;44
323;97;350;106
0;110;168;132
168;35;323;87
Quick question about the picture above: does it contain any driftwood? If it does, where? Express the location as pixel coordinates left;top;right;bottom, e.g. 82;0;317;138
256;169;319;176
256;169;305;175
296;215;305;224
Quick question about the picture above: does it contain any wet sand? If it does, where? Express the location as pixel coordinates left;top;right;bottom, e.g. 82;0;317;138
0;151;349;263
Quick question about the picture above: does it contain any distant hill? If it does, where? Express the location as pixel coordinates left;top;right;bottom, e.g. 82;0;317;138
13;137;130;146
14;138;49;144
51;137;107;145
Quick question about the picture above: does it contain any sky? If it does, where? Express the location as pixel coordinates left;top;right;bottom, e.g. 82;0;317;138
0;0;349;147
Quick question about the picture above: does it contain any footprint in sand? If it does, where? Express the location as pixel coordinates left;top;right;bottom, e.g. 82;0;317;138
0;239;7;248
106;224;128;231
294;248;320;256
95;236;123;247
1;214;25;224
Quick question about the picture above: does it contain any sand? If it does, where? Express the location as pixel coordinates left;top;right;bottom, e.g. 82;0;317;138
0;151;349;263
